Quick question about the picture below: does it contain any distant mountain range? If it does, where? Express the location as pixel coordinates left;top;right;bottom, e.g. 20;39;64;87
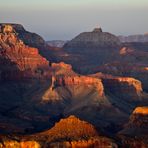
46;33;148;49
118;34;148;43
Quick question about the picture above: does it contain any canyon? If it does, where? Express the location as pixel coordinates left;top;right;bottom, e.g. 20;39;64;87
0;24;147;147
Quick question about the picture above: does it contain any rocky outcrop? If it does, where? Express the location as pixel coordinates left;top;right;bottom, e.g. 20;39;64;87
0;23;45;48
42;62;105;102
42;75;105;102
34;115;99;140
41;63;128;133
24;116;117;147
94;62;148;92
51;62;76;76
92;72;144;101
125;107;148;128
64;27;121;49
0;116;118;148
0;24;49;80
118;106;148;147
102;77;143;102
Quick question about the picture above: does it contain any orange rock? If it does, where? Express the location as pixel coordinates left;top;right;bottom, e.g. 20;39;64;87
133;107;148;115
0;24;49;80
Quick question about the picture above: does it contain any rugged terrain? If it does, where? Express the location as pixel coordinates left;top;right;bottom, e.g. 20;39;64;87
118;106;148;147
0;24;148;147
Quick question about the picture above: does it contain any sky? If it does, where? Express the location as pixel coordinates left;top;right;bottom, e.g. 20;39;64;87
0;0;148;40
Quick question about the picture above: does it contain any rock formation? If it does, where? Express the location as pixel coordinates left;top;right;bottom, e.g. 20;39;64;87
0;23;148;147
64;27;121;49
0;116;118;148
46;28;122;74
118;106;148;147
0;24;49;80
0;23;46;48
94;61;148;92
102;77;143;102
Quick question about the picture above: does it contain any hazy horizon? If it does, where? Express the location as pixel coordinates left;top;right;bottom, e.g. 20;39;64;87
0;0;148;40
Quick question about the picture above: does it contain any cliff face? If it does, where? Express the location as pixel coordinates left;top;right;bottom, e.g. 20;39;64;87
118;106;148;148
102;77;143;102
0;23;45;48
0;24;52;134
0;24;49;80
94;61;148;92
42;62;107;113
42;75;105;102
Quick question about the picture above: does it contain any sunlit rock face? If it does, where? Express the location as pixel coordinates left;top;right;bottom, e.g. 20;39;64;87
43;62;105;102
0;23;147;147
0;24;49;80
127;107;148;128
94;62;148;92
0;139;41;148
20;116;117;147
42;75;105;102
0;116;118;148
133;106;148;115
102;77;143;102
0;23;45;49
0;24;52;134
40;62;129;133
118;106;148;148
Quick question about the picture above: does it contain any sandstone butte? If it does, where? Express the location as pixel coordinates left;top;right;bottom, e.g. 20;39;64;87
64;27;121;48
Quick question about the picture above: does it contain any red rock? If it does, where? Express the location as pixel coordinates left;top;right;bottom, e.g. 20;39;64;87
0;24;49;80
92;73;143;102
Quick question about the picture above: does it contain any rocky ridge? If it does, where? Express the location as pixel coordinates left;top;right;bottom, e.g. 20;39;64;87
0;116;118;148
0;23;148;147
